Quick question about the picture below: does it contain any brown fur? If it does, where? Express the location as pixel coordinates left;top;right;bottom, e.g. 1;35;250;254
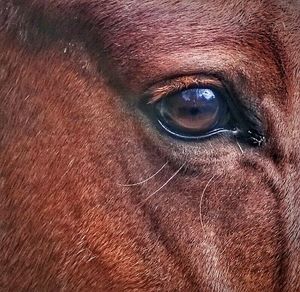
0;0;299;291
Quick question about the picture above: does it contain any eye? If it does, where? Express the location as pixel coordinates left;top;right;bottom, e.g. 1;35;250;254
154;87;232;139
142;76;266;146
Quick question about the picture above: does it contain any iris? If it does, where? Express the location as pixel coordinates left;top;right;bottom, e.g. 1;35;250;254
155;87;229;139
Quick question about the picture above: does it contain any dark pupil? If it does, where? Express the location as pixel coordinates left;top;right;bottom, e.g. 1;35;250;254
158;88;220;134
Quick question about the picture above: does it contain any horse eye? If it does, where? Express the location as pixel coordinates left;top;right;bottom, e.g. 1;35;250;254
154;87;231;139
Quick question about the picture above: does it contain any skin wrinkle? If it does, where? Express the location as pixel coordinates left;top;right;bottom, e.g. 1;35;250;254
0;0;299;291
199;174;219;235
239;157;287;290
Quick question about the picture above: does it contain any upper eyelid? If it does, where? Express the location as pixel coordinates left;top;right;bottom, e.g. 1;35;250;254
145;75;226;104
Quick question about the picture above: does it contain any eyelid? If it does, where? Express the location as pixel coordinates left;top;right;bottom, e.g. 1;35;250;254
146;75;226;104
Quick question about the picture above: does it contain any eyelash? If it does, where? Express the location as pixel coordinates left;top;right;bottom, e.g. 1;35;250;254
140;75;266;147
147;76;224;104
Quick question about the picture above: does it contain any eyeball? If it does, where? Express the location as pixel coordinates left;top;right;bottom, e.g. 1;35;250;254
155;87;230;139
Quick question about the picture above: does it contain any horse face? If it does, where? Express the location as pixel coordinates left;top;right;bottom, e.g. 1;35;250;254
1;1;299;290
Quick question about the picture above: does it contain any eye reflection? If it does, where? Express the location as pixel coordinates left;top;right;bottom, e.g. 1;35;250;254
155;87;228;138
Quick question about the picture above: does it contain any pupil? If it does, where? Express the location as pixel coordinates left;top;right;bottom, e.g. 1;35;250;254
190;107;200;116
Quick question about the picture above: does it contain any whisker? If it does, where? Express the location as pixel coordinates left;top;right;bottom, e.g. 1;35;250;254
141;162;186;205
118;162;168;187
236;140;244;154
199;174;218;235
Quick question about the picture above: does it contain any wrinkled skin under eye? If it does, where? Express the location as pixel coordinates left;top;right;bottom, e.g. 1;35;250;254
155;88;231;139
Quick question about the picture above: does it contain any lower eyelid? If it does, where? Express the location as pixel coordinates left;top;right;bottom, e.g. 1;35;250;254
157;119;238;141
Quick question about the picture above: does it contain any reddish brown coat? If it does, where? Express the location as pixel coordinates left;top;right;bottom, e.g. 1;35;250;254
0;1;299;291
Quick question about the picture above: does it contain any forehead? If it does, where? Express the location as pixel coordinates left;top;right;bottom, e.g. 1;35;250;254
22;0;299;93
83;1;290;90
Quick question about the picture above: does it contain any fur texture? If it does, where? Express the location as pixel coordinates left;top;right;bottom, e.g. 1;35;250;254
0;0;299;291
